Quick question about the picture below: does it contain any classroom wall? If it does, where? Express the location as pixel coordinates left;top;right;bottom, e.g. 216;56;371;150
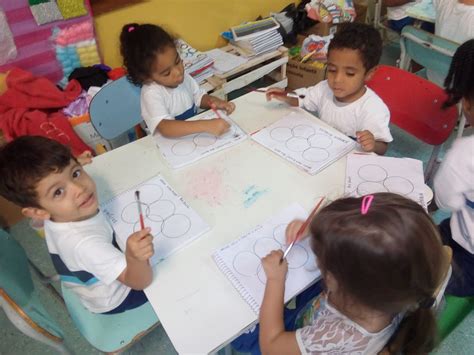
93;0;293;68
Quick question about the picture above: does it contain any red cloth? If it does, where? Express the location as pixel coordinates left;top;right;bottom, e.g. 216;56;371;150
107;67;127;81
0;68;91;156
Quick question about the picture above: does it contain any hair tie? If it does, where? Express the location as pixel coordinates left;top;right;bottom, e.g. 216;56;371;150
128;26;135;33
419;297;435;309
360;195;374;215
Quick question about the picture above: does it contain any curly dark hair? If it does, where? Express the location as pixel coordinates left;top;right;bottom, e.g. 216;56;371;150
443;39;474;108
120;23;176;86
328;22;382;72
0;136;74;208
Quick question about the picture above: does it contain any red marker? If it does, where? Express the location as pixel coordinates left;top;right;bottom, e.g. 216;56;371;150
135;190;145;230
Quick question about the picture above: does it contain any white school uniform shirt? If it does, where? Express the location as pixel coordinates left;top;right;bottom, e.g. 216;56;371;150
140;73;206;134
44;211;130;313
427;0;474;86
386;0;422;21
434;136;474;254
296;80;393;142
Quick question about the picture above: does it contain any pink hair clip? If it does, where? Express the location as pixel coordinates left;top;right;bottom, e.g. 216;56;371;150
128;26;135;33
361;195;374;215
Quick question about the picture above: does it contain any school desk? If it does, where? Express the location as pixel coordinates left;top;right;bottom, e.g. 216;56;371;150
84;92;347;353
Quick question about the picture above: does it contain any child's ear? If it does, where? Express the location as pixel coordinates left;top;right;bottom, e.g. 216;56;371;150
21;207;51;221
462;97;474;126
364;66;378;83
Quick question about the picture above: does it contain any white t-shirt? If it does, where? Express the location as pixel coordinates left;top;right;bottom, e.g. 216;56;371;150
433;0;474;44
296;80;393;142
387;0;422;21
44;211;130;313
434;136;474;254
296;294;402;354
140;73;206;134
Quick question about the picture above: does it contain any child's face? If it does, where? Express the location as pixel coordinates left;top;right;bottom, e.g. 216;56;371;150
326;48;372;103
149;45;185;88
28;159;98;223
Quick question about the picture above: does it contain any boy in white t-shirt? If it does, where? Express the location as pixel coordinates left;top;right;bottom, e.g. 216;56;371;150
0;136;154;314
267;23;393;155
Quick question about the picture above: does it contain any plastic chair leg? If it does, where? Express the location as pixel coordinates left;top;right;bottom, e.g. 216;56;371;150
0;297;70;354
457;113;467;138
425;145;441;184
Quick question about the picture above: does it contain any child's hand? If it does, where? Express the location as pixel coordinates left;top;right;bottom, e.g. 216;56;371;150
211;99;236;114
356;130;376;152
205;118;230;136
262;250;288;282
125;228;154;262
266;87;291;104
285;219;306;244
77;150;93;166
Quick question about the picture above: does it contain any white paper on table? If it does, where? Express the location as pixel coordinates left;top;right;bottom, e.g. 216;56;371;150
154;110;247;169
213;203;321;315
345;154;426;208
101;175;210;265
205;48;248;74
251;112;356;175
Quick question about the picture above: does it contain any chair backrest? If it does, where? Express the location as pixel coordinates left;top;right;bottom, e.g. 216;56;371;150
367;65;458;146
89;76;142;140
400;26;459;80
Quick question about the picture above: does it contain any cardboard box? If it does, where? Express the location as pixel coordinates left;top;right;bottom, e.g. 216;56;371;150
286;58;326;90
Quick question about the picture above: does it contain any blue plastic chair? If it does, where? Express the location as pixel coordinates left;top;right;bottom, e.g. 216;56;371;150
399;26;459;82
89;76;142;140
61;285;160;353
0;229;67;353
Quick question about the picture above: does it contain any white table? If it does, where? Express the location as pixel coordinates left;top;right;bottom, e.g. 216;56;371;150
406;0;436;24
85;92;347;354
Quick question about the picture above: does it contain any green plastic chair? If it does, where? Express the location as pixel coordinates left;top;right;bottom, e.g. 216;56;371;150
61;284;160;353
0;229;67;353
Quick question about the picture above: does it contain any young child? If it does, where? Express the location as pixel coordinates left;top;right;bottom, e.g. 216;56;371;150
434;39;474;297
120;23;235;138
0;136;154;314
266;23;393;155
259;193;445;354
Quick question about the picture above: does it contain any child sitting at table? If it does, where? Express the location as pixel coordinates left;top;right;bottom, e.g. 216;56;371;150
434;39;474;297
259;193;445;354
120;23;235;138
0;136;154;314
266;23;393;155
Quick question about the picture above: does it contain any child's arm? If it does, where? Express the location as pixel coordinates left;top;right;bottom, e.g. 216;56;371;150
117;228;154;290
157;118;230;138
259;250;300;354
200;94;236;114
77;150;93;165
265;88;299;106
356;130;389;155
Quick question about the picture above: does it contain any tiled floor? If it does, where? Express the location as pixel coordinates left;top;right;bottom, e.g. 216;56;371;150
1;41;473;354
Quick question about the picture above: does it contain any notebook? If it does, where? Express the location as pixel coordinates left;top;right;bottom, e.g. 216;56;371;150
101;175;209;265
154;109;247;169
212;203;321;314
252;112;356;175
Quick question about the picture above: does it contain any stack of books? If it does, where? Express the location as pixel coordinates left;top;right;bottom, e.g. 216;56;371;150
176;39;214;83
230;18;283;57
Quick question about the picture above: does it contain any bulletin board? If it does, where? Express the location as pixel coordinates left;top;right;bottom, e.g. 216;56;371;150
0;0;100;85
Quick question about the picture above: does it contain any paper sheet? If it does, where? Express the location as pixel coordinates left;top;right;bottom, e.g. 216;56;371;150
205;48;248;74
154;110;247;169
213;203;321;314
252;112;356;175
345;154;426;208
101;175;210;265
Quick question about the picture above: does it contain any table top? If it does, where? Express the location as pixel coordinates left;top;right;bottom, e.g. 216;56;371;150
406;0;436;23
85;92;347;353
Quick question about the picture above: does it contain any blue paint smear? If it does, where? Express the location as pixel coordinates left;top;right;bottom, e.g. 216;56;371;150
243;185;268;208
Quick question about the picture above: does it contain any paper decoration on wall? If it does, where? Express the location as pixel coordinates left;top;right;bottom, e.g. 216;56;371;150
52;21;100;86
57;0;87;19
0;7;17;65
29;1;63;25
